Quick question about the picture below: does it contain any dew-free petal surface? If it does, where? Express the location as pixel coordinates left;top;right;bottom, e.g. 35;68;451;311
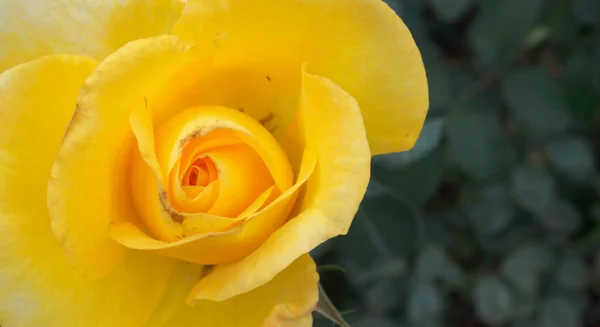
0;0;185;72
48;35;198;278
110;149;316;265
0;55;174;327
173;0;428;154
187;68;370;302
144;254;318;327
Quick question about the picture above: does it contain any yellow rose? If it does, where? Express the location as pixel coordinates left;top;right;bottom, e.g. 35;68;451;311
0;0;428;326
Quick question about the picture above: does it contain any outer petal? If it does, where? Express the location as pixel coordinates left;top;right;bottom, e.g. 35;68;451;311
173;0;428;155
144;254;318;327
0;0;184;72
47;35;198;278
0;55;174;327
188;68;370;301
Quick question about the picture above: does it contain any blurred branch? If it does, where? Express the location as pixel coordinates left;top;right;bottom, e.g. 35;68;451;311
315;283;352;327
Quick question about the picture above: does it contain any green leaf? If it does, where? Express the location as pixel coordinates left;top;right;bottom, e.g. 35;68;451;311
538;298;580;327
364;178;387;199
509;321;537;327
335;195;418;280
537;199;582;236
421;211;469;252
393;0;428;43
546;135;596;182
501;242;554;293
427;0;473;22
365;280;400;314
408;319;444;327
407;283;445;323
511;166;556;214
468;0;544;66
555;256;588;290
479;223;539;255
445;103;513;182
573;0;600;24
318;264;347;274
333;212;382;268
376;118;443;168
562;53;600;123
467;184;515;235
414;245;465;288
426;62;453;113
473;275;514;325
502;68;571;135
372;148;443;205
593;250;600;284
523;25;552;49
590;203;600;223
420;43;453;113
352;316;402;327
511;292;538;320
359;195;419;256
311;241;334;260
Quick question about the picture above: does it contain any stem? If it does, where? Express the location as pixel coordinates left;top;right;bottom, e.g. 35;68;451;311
315;283;352;327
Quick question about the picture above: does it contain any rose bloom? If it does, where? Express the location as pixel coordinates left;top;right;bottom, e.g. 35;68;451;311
0;0;427;326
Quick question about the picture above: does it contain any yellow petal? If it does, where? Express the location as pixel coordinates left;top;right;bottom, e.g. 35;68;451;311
202;143;274;217
0;55;175;327
153;106;282;218
173;0;428;154
130;104;166;185
0;0;185;72
131;133;247;242
237;185;277;218
188;68;370;301
130;103;245;240
144;254;318;327
130;103;292;241
155;105;293;193
47;35;198;278
109;149;316;265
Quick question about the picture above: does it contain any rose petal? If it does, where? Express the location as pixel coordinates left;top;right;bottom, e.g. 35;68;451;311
155;105;293;193
0;0;185;72
130;104;291;241
109;149;316;265
130;105;247;241
187;66;370;302
47;35;198;278
0;55;175;327
144;254;318;327
173;0;428;155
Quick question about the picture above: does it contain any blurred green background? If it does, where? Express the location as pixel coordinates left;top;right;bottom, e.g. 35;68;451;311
312;0;600;326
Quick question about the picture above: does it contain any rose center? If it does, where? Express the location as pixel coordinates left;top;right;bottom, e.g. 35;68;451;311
154;107;283;218
128;105;294;241
181;157;217;187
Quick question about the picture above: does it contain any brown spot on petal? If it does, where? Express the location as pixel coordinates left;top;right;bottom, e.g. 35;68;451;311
179;130;202;149
259;112;274;126
159;191;184;223
201;265;215;278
